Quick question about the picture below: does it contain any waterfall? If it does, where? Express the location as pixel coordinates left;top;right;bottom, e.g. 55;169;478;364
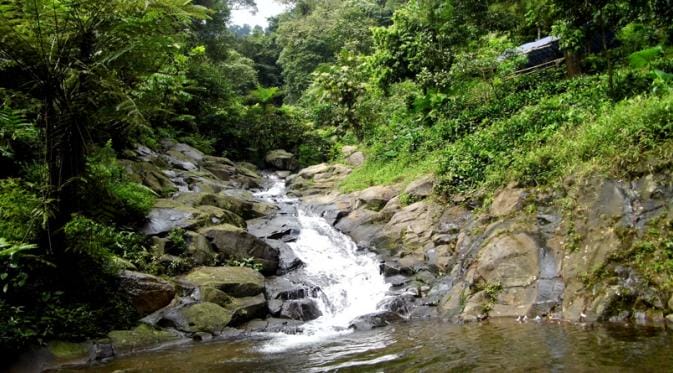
254;175;390;352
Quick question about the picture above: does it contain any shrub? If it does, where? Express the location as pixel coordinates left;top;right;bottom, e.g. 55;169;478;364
0;178;40;242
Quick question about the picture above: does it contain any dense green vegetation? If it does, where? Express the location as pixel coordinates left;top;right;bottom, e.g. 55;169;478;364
1;0;672;359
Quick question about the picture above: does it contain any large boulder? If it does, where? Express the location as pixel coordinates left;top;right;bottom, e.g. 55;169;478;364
266;240;303;275
142;199;244;235
219;189;278;219
355;185;398;211
346;151;365;167
184;266;265;297
199;224;280;275
247;215;301;243
160;302;234;334
265;149;299;171
403;175;434;201
119;160;176;196
118;270;175;316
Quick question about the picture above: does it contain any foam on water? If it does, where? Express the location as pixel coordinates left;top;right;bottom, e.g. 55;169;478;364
254;175;390;352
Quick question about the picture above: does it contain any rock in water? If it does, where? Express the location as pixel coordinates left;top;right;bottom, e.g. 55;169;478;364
265;149;299;171
348;311;404;331
118;270;175;316
280;299;323;321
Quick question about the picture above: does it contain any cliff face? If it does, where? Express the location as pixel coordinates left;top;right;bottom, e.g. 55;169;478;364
288;159;673;324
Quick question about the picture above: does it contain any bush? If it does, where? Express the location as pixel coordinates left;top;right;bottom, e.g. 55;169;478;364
0;178;40;242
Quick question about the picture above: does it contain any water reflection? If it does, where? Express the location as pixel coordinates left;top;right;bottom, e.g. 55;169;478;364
61;320;673;372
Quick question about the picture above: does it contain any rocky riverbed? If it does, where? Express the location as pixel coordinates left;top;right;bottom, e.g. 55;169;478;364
16;142;673;371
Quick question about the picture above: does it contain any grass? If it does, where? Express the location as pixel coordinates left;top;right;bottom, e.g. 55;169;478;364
338;150;439;193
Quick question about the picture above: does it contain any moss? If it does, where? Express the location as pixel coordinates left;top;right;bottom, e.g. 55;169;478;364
47;341;91;361
108;324;179;353
180;303;234;334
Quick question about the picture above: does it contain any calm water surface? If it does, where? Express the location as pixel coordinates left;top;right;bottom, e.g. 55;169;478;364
62;319;673;372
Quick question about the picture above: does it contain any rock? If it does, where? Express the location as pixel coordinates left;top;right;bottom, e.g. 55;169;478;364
356;185;398;211
160;302;234;334
241;318;304;334
107;324;179;354
247;215;301;243
47;341;91;362
265;277;320;316
185;231;216;266
476;233;540;288
219;189;278;219
404;175;434;201
142;199;244;235
280;299;323;321
184;266;265;297
228;293;267;325
118;270;175;316
265;149;299;171
342;145;358;157
668;295;673;311
199;224;280;275
266;239;303;274
667;314;673;323
201;157;262;189
170;143;204;163
119;160;176;196
348;311;404;331
490;185;527;217
346;151;365;167
373;200;442;254
200;286;233;307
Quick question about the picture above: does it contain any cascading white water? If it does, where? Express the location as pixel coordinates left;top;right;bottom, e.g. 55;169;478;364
255;175;390;352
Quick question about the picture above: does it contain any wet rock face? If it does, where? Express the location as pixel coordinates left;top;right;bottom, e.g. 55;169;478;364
291;160;673;324
118;270;175;316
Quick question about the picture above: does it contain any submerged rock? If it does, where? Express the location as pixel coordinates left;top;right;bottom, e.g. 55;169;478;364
241;318;304;334
348;311;404;331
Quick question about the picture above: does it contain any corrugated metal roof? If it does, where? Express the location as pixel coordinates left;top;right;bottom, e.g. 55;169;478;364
515;36;560;54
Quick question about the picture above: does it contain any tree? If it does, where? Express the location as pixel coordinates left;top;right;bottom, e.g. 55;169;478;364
275;0;390;101
0;0;207;257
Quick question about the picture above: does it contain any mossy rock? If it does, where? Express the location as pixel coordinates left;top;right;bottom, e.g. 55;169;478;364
119;160;177;196
184;266;264;297
47;341;91;361
143;200;244;235
180;302;234;334
201;286;234;306
108;324;179;354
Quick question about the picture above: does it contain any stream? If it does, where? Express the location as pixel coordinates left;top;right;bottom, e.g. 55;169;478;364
59;174;673;372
